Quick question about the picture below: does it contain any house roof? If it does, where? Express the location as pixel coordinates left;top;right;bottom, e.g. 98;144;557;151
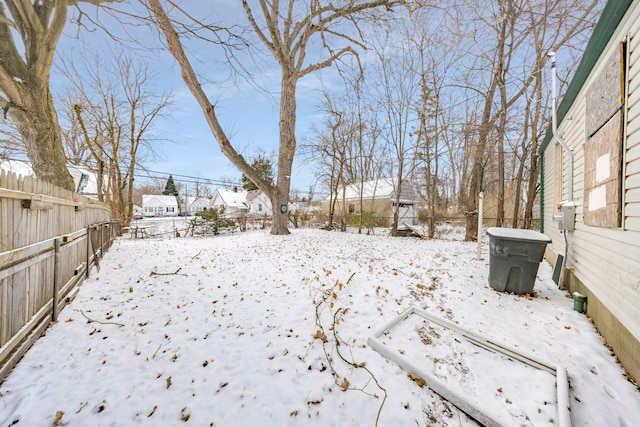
333;178;417;203
142;195;178;206
246;189;263;202
215;188;249;208
540;0;633;154
0;159;99;195
186;196;209;206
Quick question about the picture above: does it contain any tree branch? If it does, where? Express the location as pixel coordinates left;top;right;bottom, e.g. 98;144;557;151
147;0;273;194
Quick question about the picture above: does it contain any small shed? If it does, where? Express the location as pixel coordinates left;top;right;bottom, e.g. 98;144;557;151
323;178;418;226
142;195;179;217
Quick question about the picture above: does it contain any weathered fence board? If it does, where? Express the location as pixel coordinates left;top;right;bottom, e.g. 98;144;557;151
0;169;114;383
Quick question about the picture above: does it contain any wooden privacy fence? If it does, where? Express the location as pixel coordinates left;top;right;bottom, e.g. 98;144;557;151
0;169;114;382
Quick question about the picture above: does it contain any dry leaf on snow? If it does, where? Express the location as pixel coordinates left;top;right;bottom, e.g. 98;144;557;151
313;330;327;343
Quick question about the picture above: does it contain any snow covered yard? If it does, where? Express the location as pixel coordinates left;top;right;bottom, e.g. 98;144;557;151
1;228;639;426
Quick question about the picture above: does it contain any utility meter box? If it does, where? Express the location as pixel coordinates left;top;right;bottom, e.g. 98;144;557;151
552;201;575;231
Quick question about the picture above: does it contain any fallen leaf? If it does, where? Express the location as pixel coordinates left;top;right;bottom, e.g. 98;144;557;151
166;376;172;389
565;325;571;330
180;406;190;422
408;373;426;388
53;410;64;426
497;387;503;393
313;330;327;343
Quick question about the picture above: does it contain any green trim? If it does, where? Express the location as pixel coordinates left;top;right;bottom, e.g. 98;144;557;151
539;0;634;155
540;153;544;233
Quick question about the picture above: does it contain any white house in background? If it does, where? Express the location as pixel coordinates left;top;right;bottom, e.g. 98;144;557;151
0;159;100;198
184;196;210;216
142;195;179;217
211;188;249;217
246;190;272;217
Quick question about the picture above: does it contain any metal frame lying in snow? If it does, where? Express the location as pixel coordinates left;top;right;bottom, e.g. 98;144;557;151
367;306;571;427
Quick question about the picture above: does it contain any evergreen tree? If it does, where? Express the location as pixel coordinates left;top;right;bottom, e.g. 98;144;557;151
241;155;275;191
163;175;179;196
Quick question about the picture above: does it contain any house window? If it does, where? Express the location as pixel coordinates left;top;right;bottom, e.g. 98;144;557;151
349;203;355;214
167;207;175;213
583;41;626;228
258;203;263;212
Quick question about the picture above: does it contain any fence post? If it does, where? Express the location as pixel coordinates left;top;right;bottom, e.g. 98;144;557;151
477;192;484;261
53;238;61;322
86;226;91;278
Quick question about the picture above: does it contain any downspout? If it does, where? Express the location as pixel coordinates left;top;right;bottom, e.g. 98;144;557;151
548;51;573;275
549;52;574;201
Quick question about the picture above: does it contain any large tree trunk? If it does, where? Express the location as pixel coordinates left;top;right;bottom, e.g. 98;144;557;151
271;76;297;235
12;83;74;191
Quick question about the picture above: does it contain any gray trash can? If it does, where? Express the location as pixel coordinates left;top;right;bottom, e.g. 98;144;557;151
486;227;551;294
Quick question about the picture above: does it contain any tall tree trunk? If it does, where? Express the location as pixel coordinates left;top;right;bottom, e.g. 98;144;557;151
12;83;74;190
512;95;531;229
465;84;498;241
271;76;296;235
496;112;506;228
464;1;507;241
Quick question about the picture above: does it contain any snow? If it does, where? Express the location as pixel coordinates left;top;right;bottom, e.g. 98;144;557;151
486;227;552;243
1;226;639;427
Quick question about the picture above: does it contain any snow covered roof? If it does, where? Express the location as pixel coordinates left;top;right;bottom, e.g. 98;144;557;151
142;194;178;206
246;189;263;202
334;178;418;203
0;159;99;195
0;159;34;178
216;188;249;208
68;164;99;195
186;196;210;207
486;227;551;242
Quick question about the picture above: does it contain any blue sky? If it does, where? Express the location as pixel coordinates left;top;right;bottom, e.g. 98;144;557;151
51;2;329;197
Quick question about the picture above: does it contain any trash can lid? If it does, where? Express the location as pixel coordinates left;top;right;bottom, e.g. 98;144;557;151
486;227;551;242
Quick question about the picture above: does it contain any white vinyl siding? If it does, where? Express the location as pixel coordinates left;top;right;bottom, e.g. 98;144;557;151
543;1;640;347
626;14;640;231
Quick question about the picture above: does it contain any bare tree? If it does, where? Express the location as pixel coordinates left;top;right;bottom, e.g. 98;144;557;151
0;0;118;190
457;0;601;240
59;52;171;223
368;26;421;236
0;116;24;160
146;0;404;235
